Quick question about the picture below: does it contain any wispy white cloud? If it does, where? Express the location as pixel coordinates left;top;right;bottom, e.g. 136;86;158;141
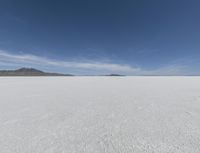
0;50;186;75
0;50;140;74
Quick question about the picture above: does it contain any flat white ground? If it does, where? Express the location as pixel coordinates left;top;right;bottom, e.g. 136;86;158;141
0;77;200;153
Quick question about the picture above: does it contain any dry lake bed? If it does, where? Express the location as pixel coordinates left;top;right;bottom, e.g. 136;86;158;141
0;77;200;153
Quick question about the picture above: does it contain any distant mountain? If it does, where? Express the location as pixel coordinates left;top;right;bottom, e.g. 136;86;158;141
0;68;73;76
105;74;125;76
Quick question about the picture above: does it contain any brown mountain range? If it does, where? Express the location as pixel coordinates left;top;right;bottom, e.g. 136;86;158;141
0;68;73;76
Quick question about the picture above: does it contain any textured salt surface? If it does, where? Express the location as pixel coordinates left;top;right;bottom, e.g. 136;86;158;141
0;77;200;153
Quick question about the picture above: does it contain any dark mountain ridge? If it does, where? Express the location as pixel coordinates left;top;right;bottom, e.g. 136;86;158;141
0;68;73;76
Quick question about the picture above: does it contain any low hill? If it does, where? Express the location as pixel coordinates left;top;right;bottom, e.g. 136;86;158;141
105;74;125;76
0;68;73;76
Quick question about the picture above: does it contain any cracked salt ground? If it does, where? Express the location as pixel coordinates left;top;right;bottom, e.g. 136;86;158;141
0;77;200;153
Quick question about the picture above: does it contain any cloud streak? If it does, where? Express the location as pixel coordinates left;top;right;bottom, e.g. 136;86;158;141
0;50;140;74
0;50;187;75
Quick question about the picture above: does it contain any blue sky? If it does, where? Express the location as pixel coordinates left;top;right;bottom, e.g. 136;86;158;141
0;0;200;75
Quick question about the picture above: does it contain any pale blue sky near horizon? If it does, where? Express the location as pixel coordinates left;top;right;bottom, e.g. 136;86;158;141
0;0;200;75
